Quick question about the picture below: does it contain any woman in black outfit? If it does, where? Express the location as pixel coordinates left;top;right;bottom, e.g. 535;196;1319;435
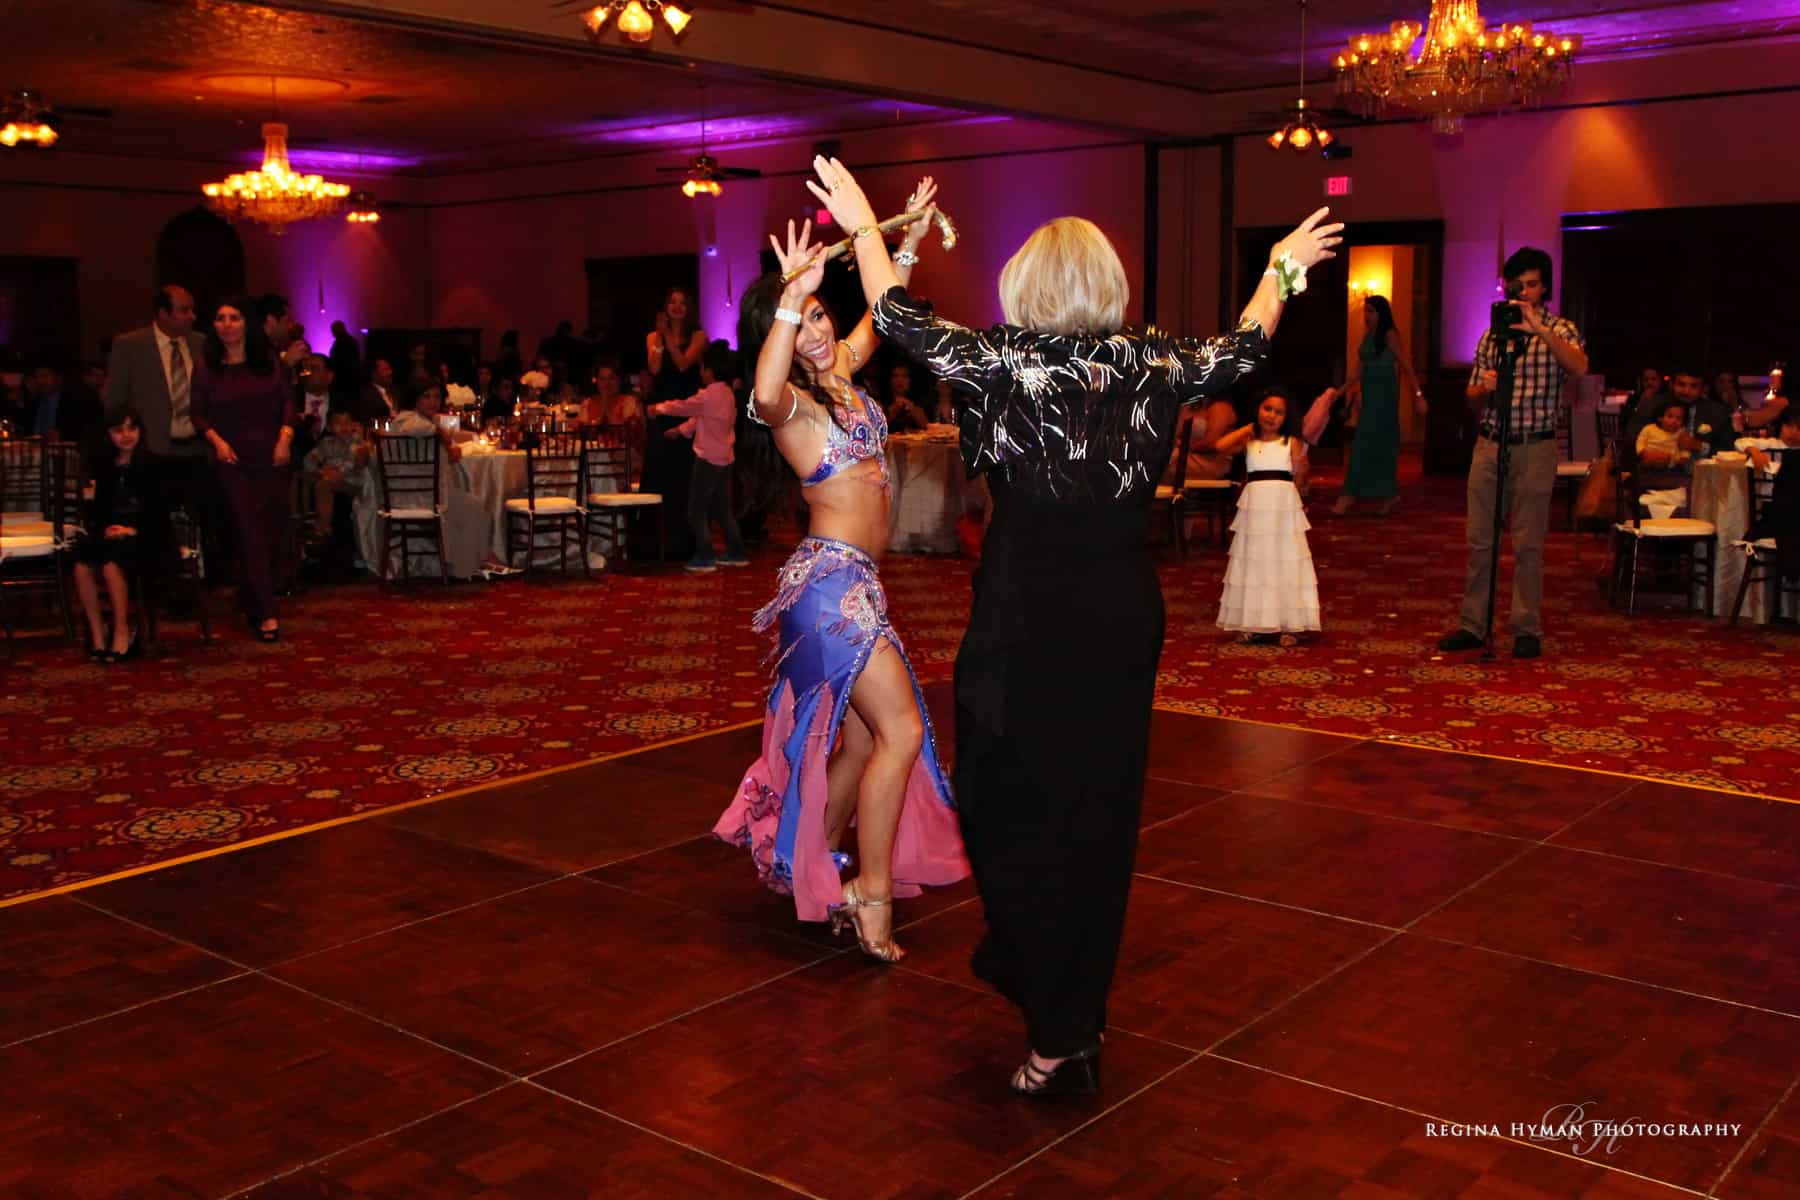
807;156;1340;1096
642;287;707;560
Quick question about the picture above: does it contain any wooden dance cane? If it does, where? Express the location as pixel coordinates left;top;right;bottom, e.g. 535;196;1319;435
780;208;958;284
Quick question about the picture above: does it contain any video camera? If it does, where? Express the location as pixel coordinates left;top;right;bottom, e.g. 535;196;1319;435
1489;278;1527;341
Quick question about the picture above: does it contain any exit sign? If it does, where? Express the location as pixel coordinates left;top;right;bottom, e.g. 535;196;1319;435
1326;175;1353;197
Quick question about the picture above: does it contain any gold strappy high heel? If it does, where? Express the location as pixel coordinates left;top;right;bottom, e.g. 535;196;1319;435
831;880;905;964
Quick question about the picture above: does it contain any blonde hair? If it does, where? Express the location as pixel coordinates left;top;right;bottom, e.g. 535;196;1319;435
998;217;1129;337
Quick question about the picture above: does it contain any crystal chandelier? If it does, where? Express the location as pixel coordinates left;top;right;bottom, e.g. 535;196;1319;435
582;1;692;43
1269;2;1333;153
0;90;58;148
202;122;352;236
1335;0;1582;135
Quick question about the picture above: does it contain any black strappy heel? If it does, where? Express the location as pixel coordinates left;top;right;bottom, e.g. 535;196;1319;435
1010;1045;1101;1098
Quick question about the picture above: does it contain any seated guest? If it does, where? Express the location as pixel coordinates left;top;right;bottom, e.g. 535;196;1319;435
24;360;102;446
583;358;645;480
1636;398;1702;470
296;354;335;443
885;359;930;433
301;407;370;539
1748;405;1800;581
483;375;517;423
391;384;468;458
1620;365;1663;443
470;362;497;415
362;358;397;423
1670;367;1732;456
73;407;166;661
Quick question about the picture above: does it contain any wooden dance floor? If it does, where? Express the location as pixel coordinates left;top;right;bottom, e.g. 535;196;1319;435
4;683;1797;1198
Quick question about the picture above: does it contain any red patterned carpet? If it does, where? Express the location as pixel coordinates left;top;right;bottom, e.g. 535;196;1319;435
1;465;1795;901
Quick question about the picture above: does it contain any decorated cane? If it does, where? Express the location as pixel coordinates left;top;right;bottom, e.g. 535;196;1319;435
780;208;958;284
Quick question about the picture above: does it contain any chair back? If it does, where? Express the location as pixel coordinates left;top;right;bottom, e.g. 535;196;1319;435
374;434;443;514
1;436;44;515
45;442;84;531
1596;410;1622;455
582;439;629;498
1749;451;1782;524
1628;466;1696;521
527;433;583;502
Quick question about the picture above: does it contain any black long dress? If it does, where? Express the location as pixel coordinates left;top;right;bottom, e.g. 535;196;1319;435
872;286;1269;1058
643;347;701;561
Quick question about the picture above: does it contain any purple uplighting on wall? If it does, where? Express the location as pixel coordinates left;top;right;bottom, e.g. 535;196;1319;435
577;100;957;149
281;148;424;172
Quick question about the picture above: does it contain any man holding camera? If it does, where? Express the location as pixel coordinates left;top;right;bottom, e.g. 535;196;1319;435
1438;247;1588;660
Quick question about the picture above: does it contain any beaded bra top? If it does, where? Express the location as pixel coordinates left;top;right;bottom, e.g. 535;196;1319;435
800;383;890;488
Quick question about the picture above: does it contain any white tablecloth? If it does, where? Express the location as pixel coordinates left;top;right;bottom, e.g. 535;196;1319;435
886;434;984;555
1688;458;1791;622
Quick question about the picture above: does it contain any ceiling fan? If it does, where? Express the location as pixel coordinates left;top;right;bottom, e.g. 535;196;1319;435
655;85;761;196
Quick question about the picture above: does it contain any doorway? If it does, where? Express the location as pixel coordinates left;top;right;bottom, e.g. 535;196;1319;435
1234;220;1442;456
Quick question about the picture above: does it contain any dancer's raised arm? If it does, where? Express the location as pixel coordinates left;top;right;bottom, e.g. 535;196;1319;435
752;219;826;428
822;170;939;370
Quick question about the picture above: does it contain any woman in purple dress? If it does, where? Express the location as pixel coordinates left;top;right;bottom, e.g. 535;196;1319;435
192;295;296;642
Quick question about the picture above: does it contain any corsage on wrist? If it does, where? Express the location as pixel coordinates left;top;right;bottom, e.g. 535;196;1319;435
1264;251;1308;301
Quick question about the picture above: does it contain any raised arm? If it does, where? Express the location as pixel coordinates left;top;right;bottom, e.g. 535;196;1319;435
751;220;825;429
1240;207;1343;343
832;174;938;370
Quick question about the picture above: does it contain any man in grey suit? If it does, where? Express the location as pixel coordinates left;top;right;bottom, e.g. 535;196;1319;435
106;285;215;575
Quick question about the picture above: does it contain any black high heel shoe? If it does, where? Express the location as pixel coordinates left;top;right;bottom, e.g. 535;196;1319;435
1010;1045;1101;1098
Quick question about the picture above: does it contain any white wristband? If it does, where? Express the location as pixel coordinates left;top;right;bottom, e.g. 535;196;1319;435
774;307;803;326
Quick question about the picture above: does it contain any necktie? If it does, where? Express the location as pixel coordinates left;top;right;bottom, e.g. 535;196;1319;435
168;338;192;438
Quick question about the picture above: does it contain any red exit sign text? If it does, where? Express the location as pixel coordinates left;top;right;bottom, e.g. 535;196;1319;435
1325;175;1353;197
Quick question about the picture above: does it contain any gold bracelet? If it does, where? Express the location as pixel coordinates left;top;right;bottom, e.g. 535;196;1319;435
852;225;879;241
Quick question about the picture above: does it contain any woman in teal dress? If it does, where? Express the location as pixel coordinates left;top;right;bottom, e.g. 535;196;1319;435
1335;295;1422;516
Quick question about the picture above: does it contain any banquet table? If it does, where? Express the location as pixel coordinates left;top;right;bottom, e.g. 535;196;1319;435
352;442;622;577
885;430;984;555
1689;455;1790;622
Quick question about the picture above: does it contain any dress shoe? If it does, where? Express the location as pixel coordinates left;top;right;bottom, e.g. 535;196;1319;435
1436;630;1483;652
1513;634;1542;659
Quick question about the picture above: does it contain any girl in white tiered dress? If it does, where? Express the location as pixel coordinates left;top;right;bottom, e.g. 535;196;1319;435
1215;389;1321;644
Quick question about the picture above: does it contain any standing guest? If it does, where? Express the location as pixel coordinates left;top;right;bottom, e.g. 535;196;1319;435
192;295;296;643
1334;294;1424;516
104;286;210;542
809;156;1335;1095
258;294;307;370
714;176;968;960
884;359;931;433
1438;247;1587;660
649;340;748;572
72;407;166;661
1213;388;1320;644
645;287;707;560
327;320;362;397
495;330;523;383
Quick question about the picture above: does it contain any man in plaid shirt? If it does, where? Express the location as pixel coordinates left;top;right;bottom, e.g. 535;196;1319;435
1439;248;1588;659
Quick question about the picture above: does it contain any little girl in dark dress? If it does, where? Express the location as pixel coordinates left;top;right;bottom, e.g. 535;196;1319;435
73;407;166;661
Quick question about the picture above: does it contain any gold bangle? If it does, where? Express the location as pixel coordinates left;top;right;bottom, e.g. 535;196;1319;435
852;225;879;241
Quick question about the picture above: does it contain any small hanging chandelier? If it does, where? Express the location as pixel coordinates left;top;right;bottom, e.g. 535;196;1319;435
1269;2;1333;153
345;191;381;224
0;90;59;148
582;1;693;44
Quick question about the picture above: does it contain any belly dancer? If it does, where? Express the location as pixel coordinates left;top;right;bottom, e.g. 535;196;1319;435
714;178;969;961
